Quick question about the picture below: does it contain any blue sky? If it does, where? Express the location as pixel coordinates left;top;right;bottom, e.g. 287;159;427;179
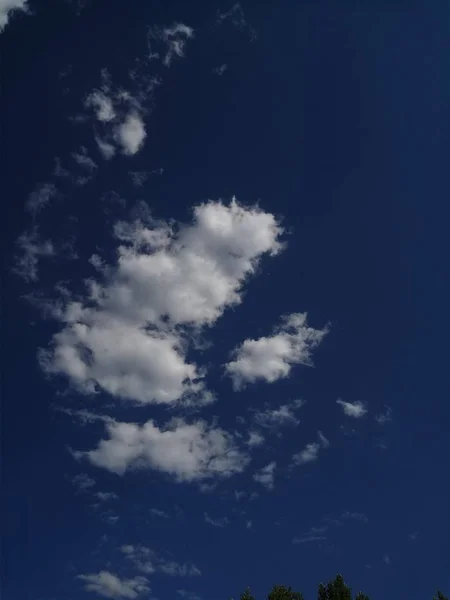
2;1;449;599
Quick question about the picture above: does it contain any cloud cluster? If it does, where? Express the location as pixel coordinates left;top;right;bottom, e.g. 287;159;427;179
82;417;249;482
225;313;327;389
41;199;283;405
78;571;150;599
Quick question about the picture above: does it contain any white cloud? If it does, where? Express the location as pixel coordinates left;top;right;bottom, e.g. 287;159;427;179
253;399;304;429
41;199;283;405
115;113;146;156
120;545;200;577
292;431;329;466
246;520;252;529
86;91;116;122
247;431;264;447
0;0;28;32
253;461;276;490
78;571;150;599
82;418;249;482
337;399;367;418
204;512;230;528
225;313;327;389
13;228;54;282
72;147;97;171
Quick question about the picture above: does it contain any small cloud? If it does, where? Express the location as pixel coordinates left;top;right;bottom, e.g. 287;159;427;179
409;532;419;541
25;182;57;215
317;430;330;448
94;492;118;502
121;545;200;577
253;401;304;430
226;313;327;389
177;591;203;600
213;64;227;76
204;512;230;528
292;431;329;466
150;508;169;519
72;147;97;171
340;510;368;523
247;431;264;447
246;520;252;529
72;473;96;493
292;535;326;544
375;406;392;425
383;554;391;565
115;113;146;156
337;399;367;418
77;571;150;598
253;461;276;490
13;228;54;282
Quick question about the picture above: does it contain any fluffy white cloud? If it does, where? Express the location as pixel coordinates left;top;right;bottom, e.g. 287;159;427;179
115;113;146;156
83;417;249;481
292;431;329;466
247;431;264;447
337;399;367;418
78;571;150;599
225;313;327;389
41;199;283;405
0;0;27;31
120;545;200;577
253;399;304;429
253;461;276;490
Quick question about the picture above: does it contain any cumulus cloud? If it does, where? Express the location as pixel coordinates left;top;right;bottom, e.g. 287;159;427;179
0;0;28;32
337;399;367;418
120;545;200;577
292;431;329;466
225;313;327;389
247;431;264;447
40;199;283;405
253;399;304;429
78;571;150;599
253;461;276;490
82;417;248;482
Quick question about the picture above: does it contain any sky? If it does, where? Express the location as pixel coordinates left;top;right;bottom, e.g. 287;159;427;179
2;1;450;599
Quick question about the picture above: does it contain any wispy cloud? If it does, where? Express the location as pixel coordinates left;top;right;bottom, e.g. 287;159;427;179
204;512;230;528
336;399;367;418
72;473;96;493
121;544;200;577
150;508;169;519
375;406;392;424
253;399;304;429
253;461;276;490
292;431;330;466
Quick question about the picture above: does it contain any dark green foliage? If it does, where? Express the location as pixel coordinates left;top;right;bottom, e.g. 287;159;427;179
268;584;304;600
241;588;256;600
238;575;446;599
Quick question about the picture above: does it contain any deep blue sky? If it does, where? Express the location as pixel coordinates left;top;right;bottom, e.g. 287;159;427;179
2;1;450;600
